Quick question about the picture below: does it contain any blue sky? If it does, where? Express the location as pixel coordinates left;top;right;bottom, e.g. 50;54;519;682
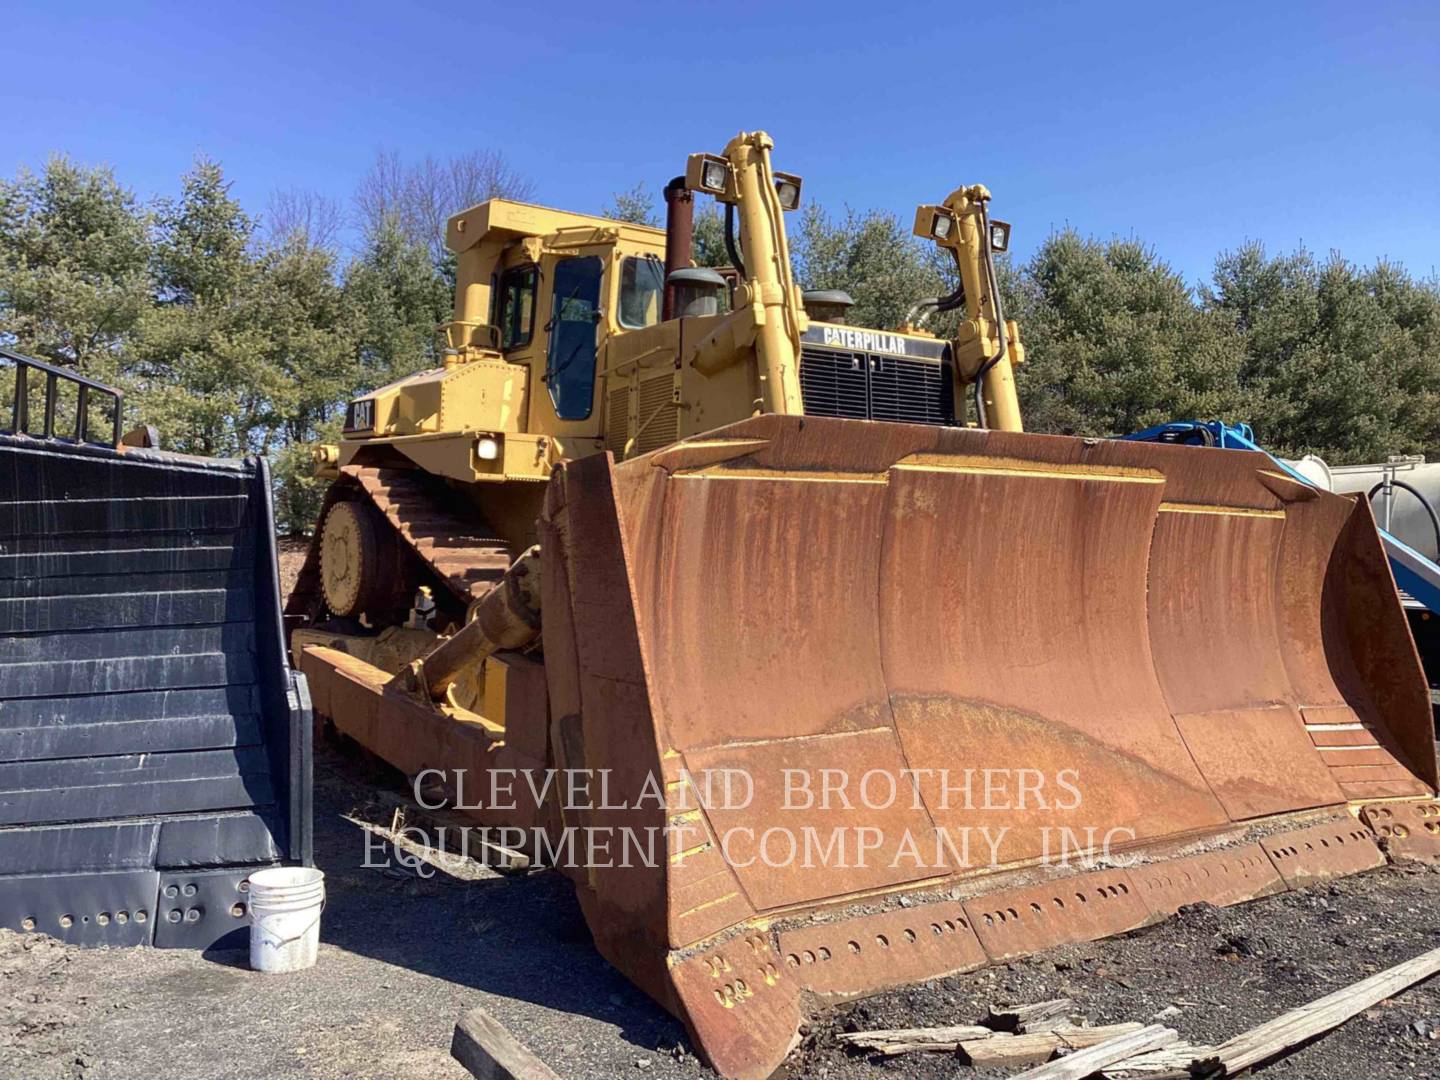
3;0;1437;284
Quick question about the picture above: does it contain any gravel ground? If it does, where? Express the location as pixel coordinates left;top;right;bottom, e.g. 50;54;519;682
0;745;694;1080
277;535;309;600
789;863;1440;1079
5;742;1439;1080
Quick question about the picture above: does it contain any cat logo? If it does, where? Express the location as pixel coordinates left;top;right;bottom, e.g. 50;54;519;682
820;325;909;356
348;398;375;432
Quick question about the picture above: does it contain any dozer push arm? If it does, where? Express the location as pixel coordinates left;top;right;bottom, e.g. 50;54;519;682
409;547;542;702
914;185;1026;431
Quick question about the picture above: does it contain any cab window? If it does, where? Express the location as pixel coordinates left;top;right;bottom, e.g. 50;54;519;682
545;256;604;420
618;256;664;329
497;265;537;350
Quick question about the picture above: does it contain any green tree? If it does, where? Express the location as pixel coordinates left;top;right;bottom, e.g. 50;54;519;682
691;205;729;268
127;160;354;530
603;183;658;227
151;157;253;304
1204;243;1440;461
1013;230;1250;436
0;156;150;378
789;204;943;331
343;215;450;384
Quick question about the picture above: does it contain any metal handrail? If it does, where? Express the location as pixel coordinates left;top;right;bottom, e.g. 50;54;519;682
0;347;124;448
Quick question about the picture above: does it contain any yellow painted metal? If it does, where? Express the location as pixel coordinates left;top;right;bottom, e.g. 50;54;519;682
721;131;807;416
914;185;1027;431
317;132;1044;651
290;624;438;675
331;132;841;483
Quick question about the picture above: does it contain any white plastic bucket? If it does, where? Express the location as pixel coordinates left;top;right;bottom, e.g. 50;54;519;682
247;866;325;973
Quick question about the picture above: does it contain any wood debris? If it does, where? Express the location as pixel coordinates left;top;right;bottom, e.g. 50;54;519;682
1010;1024;1179;1080
836;944;1440;1077
1099;1042;1217;1077
960;1024;1146;1068
1191;942;1440;1077
986;997;1077;1033
834;1025;993;1055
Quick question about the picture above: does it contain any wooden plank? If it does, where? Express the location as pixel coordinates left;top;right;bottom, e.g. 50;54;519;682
960;1024;1146;1068
1010;1024;1178;1080
393;798;532;872
1099;1043;1217;1077
1198;943;1440;1076
835;1024;994;1055
837;1020;1140;1062
451;1006;561;1080
987;997;1076;1032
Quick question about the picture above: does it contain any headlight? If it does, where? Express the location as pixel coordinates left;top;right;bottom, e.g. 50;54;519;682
686;153;736;198
701;158;730;193
932;211;955;240
477;436;500;461
989;220;1011;252
773;172;802;210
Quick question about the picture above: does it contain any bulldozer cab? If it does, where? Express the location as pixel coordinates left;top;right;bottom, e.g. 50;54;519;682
331;202;670;487
484;228;668;445
447;203;670;456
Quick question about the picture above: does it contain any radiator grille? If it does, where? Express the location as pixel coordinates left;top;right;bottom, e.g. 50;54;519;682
634;376;677;455
799;346;952;426
868;354;948;424
798;348;868;419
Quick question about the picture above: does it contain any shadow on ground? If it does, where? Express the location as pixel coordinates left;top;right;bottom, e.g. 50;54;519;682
307;740;689;1060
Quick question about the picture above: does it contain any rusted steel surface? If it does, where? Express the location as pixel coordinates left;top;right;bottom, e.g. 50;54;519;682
1130;843;1287;915
962;868;1152;961
1147;507;1346;820
524;414;1437;1078
292;413;1436;1079
1275;493;1435;801
777;901;988;998
670;934;800;1080
344;466;512;600
537;457;683;1011
1361;801;1440;863
661;177;694;321
1261;818;1386;887
297;645;543;834
284;466;512;621
607;414;1432;894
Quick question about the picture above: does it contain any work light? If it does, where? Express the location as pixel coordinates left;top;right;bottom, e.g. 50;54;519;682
773;172;802;210
701;158;729;194
989;220;1011;252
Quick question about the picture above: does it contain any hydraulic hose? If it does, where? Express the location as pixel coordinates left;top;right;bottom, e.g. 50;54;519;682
904;281;968;327
1368;479;1440;557
968;200;1010;429
723;202;745;281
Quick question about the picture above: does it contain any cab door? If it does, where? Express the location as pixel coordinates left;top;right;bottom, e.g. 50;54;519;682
536;254;606;439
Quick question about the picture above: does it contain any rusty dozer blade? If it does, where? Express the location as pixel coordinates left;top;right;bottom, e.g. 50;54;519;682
540;414;1436;1078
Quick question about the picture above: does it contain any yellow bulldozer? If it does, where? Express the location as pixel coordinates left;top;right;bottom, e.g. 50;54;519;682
287;131;1439;1078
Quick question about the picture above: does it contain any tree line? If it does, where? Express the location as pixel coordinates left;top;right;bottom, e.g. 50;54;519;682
2;156;1437;532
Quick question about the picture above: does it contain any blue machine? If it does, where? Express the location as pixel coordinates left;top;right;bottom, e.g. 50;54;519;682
1121;420;1440;616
